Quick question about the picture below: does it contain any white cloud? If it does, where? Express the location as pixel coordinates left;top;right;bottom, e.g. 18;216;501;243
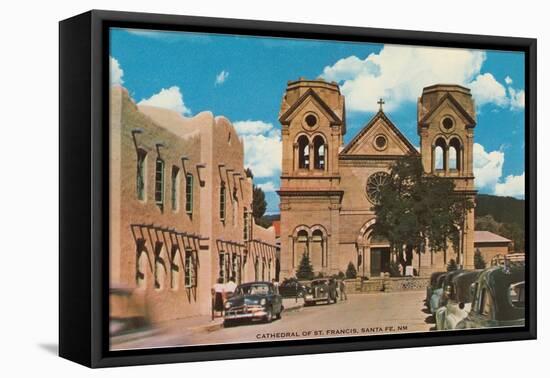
472;143;524;198
508;87;525;110
137;86;191;115
321;45;486;112
257;181;277;192
110;56;124;85
215;70;229;86
233;120;273;135
473;143;504;190
321;45;526;112
495;172;525;198
235;120;281;178
469;73;508;107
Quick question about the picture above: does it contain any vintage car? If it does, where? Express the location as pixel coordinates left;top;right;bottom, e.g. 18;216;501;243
426;271;446;305
279;278;308;298
430;270;466;315
435;270;482;330
456;265;525;330
428;272;449;313
304;278;338;305
223;282;283;326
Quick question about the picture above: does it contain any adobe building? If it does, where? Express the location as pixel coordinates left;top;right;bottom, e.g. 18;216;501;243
109;86;276;326
474;231;512;264
278;79;477;279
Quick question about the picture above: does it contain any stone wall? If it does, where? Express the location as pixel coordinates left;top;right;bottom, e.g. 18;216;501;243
300;277;430;294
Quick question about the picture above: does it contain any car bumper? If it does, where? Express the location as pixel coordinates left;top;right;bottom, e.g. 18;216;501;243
224;306;267;320
305;295;328;302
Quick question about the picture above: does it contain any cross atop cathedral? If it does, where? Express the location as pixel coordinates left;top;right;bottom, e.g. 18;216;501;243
377;98;385;112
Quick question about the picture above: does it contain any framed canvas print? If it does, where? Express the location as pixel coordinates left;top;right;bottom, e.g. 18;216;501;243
59;10;537;368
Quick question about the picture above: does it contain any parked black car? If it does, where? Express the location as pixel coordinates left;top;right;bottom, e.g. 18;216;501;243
223;282;283;326
435;270;482;330
426;271;446;304
304;278;337;305
279;278;308;298
456;265;525;329
428;272;449;313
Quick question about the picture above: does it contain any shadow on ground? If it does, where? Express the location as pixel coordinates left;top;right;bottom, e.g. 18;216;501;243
38;343;58;355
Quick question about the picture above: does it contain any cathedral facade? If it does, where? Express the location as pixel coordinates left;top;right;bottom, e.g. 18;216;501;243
277;79;477;279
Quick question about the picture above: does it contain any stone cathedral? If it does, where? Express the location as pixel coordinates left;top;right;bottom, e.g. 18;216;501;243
277;78;477;279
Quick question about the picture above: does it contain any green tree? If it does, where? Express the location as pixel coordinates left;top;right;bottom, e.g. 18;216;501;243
474;248;487;269
345;262;357;279
373;155;475;274
252;184;267;224
296;252;314;280
447;258;458;272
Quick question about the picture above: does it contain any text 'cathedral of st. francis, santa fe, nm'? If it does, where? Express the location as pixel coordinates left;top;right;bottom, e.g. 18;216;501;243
277;78;477;279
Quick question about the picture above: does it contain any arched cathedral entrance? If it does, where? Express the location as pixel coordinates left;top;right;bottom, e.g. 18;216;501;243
356;219;391;278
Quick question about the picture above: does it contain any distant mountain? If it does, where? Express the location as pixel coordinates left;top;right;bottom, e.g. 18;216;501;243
476;194;525;227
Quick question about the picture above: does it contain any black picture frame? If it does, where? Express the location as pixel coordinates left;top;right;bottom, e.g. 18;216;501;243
59;9;537;368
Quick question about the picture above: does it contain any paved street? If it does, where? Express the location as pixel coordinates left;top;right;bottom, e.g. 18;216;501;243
113;290;430;350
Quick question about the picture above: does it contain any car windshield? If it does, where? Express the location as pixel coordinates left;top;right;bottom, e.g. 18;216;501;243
236;284;270;296
312;280;327;285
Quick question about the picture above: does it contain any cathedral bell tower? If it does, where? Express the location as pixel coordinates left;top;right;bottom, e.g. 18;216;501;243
279;78;346;181
277;78;346;278
417;84;477;269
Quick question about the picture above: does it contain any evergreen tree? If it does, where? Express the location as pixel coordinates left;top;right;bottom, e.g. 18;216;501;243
252;184;267;223
474;248;487;269
447;258;458;272
296;252;314;280
345;261;357;279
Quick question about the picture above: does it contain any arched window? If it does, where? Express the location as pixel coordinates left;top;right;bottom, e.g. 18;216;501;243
136;149;147;201
297;135;310;169
449;138;461;171
313;135;326;170
311;229;325;268
434;138;447;171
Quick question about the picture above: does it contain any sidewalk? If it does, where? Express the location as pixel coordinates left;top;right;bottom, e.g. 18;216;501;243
111;297;305;346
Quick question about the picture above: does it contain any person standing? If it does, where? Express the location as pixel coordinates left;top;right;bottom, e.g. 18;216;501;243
212;278;225;319
225;276;237;298
339;279;347;301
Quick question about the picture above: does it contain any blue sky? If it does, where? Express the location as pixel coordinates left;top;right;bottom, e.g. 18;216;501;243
110;28;526;214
